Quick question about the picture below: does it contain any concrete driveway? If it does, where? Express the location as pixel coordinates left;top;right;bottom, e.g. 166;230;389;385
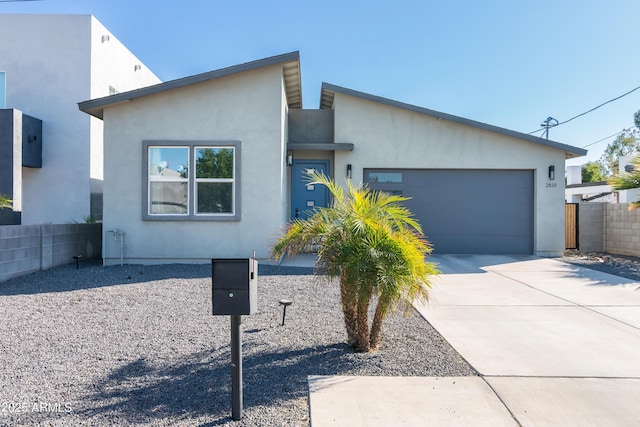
309;255;640;426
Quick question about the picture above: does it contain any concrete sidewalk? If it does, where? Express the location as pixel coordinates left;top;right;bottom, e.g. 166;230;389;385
308;255;640;426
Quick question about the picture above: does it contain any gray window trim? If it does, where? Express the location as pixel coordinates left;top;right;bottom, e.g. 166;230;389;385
142;140;241;221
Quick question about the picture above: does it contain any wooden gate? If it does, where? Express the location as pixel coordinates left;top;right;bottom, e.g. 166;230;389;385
565;203;579;250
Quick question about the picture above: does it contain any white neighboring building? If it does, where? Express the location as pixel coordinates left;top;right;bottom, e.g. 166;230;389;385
565;156;640;204
617;155;640;204
0;14;160;224
565;165;614;203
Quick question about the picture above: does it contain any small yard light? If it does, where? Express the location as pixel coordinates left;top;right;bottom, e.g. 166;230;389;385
548;165;555;180
278;299;293;326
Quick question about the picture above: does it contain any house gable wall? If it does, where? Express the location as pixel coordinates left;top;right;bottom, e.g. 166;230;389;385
101;64;287;264
331;93;566;256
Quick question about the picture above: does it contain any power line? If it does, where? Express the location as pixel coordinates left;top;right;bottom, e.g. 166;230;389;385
581;126;635;149
559;86;640;126
528;85;640;135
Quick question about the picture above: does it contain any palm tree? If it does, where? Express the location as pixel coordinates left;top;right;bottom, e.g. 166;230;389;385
0;194;12;210
609;154;640;210
272;171;438;352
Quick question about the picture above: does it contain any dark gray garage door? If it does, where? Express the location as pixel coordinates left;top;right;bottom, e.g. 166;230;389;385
365;169;534;254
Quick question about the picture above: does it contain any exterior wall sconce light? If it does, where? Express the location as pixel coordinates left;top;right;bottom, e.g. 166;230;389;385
286;151;294;167
134;65;142;71
548;165;555;180
101;35;110;43
347;164;352;179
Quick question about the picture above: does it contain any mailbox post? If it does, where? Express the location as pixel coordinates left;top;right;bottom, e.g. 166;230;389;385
212;258;258;421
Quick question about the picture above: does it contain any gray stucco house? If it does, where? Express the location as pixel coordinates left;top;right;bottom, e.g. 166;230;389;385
79;51;586;265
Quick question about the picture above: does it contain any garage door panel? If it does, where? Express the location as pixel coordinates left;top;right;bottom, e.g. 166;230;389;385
434;237;530;254
416;219;529;237
410;203;528;221
408;204;530;224
365;169;533;254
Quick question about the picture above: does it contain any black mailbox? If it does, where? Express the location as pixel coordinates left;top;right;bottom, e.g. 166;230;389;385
212;258;257;315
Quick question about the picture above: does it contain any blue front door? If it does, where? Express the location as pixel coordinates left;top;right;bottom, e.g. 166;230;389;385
291;160;330;220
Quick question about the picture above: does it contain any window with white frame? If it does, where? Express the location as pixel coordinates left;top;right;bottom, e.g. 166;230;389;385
143;141;240;221
148;146;189;215
194;147;235;214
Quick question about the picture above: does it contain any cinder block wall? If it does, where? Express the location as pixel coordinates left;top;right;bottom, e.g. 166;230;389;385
0;224;40;281
0;223;101;282
605;204;640;257
578;203;605;252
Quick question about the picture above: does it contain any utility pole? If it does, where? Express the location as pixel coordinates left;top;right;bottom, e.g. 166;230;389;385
540;117;558;139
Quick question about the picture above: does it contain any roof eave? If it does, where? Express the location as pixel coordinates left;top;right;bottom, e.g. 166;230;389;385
79;51;302;119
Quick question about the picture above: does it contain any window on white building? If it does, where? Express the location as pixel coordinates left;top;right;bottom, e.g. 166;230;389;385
0;72;6;108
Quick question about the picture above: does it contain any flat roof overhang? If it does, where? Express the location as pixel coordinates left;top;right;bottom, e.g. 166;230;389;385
287;142;354;151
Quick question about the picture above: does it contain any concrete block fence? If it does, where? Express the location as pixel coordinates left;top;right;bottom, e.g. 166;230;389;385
0;223;101;282
578;203;605;253
577;203;640;257
604;204;640;257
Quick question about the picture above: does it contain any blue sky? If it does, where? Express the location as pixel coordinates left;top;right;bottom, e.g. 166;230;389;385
3;0;639;167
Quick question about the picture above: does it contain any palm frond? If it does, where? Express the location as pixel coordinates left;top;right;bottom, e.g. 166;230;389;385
609;155;640;209
0;194;12;210
609;154;640;191
271;169;439;351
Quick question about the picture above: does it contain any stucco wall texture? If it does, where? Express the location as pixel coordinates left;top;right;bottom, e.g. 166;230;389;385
101;65;288;265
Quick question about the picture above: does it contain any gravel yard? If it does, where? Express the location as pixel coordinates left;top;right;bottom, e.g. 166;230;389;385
0;261;475;426
560;250;640;281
